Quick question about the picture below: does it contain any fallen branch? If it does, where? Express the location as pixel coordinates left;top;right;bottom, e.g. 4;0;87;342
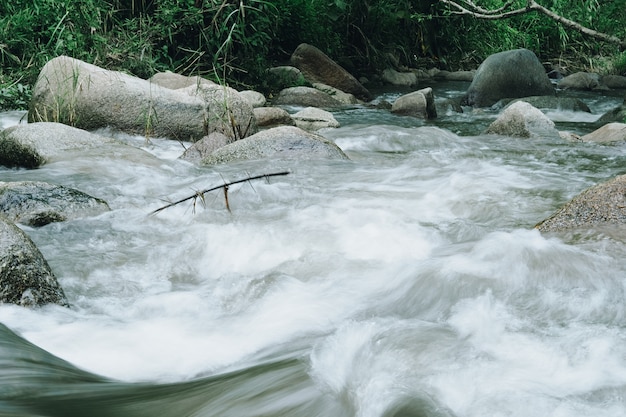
439;0;626;50
149;171;290;215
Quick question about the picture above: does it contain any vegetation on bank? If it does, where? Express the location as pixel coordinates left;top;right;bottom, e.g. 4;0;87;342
1;0;625;110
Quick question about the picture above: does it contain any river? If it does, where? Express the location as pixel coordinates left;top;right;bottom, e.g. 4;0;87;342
1;83;626;416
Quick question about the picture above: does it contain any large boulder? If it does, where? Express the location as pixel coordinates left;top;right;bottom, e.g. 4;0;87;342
536;174;626;232
290;43;372;101
201;126;348;165
581;122;626;144
462;49;554;107
0;122;151;168
601;75;626;89
273;86;342;108
485;101;558;138
391;87;437;119
0;181;110;227
292;107;340;131
28;56;257;141
0;214;69;307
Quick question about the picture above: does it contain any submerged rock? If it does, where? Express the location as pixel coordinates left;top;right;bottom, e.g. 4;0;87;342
201;126;348;165
0;181;110;227
536;174;626;232
0;214;69;307
497;96;590;113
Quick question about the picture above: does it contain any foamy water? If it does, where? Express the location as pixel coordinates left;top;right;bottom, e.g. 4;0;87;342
1;86;626;416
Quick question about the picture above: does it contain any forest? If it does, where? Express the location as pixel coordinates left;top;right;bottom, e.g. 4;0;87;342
1;0;625;110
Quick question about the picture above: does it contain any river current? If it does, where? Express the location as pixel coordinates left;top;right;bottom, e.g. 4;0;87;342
1;83;626;417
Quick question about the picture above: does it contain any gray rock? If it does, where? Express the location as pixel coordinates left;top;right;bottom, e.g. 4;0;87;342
179;132;230;163
382;68;419;87
581;122;626;144
432;70;475;82
601;75;626;89
267;66;307;89
311;83;359;105
253;107;295;128
462;49;554;107
486;101;558;138
536;174;626;232
0;214;69;307
290;43;372;101
238;90;267;108
201;126;348;165
149;72;216;90
499;96;590;112
558;72;606;90
0;181;110;227
391;87;437;119
292;107;340;131
273;86;342;108
0;122;152;168
595;104;626;126
29;56;257;142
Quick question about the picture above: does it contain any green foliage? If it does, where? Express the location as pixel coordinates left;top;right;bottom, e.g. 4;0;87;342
0;0;625;111
0;80;31;111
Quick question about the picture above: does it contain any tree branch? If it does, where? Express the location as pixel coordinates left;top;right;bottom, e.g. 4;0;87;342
149;171;290;215
439;0;626;50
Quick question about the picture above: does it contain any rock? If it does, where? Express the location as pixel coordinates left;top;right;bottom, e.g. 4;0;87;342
0;214;69;307
581;122;626;144
28;56;257;142
485;101;558;138
179;132;230;163
462;49;554;107
391;87;437;119
201;126;348;165
594;104;626;126
0;122;151;168
432;70;476;82
535;174;626;232
311;83;359;105
382;68;419;87
238;90;266;108
602;75;626;89
267;66;307;89
253;107;295;128
557;72;606;90
292;107;340;131
149;72;216;90
0;181;110;227
498;96;590;112
273;86;342;108
290;43;372;101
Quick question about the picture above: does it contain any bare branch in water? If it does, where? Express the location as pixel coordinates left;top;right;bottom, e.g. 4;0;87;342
149;171;290;215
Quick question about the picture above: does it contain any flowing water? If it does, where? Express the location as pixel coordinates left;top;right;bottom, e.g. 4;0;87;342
1;83;626;417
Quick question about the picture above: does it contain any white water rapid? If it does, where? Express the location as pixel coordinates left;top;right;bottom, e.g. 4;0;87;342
1;85;626;417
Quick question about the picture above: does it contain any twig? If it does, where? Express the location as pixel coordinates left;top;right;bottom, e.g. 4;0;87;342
149;171;290;215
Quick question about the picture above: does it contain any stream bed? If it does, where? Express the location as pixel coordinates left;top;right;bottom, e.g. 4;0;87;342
1;83;626;417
